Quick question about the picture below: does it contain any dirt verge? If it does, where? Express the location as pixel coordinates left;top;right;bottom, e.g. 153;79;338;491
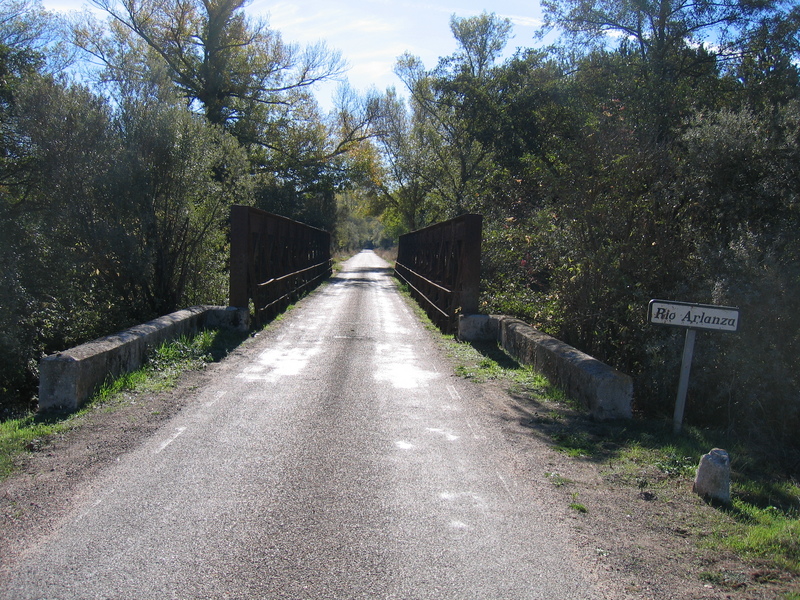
478;378;799;600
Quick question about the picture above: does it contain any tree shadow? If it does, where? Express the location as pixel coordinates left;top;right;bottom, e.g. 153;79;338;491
461;340;720;468
206;328;251;362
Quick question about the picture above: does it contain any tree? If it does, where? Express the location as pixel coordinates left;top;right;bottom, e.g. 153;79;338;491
734;5;800;109
448;10;512;79
77;0;381;230
366;89;438;234
393;12;512;216
82;0;345;134
0;71;119;413
0;0;73;73
108;99;251;314
1;52;251;414
539;0;779;62
539;0;784;140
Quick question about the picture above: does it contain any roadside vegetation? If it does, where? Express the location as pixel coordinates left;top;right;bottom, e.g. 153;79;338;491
447;336;800;590
0;329;247;480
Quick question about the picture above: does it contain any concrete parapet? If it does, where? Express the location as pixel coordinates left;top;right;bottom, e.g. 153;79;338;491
459;314;632;420
39;306;250;412
456;313;499;342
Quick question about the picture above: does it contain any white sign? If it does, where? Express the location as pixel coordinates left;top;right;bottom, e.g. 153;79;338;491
648;300;740;332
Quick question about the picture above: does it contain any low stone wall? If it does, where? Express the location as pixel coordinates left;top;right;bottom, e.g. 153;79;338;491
458;314;632;420
39;306;249;412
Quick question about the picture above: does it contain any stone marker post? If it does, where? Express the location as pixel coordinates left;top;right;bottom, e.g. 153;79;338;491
692;448;731;504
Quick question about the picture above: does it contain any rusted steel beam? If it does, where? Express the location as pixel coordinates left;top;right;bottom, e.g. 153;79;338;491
229;205;251;308
395;214;482;332
229;205;332;324
256;260;332;290
394;269;451;320
394;263;454;295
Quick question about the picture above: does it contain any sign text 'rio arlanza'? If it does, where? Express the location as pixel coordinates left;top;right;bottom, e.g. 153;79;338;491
648;300;740;332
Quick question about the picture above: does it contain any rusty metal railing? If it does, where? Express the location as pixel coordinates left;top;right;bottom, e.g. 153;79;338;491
229;205;332;325
394;214;482;333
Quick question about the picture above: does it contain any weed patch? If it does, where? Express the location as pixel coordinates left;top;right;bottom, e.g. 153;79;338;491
443;335;800;583
720;496;800;573
0;414;70;479
0;328;247;481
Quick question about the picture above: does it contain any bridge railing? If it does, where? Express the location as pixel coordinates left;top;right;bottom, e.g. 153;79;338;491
394;214;482;333
229;205;332;325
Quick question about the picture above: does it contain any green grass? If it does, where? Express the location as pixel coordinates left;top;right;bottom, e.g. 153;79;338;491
442;335;800;580
0;328;247;481
545;471;573;487
718;487;800;573
0;413;70;478
585;422;800;575
445;337;560;393
569;492;588;513
586;425;800;576
552;431;600;458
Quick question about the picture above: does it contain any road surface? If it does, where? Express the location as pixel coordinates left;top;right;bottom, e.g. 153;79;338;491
1;250;602;599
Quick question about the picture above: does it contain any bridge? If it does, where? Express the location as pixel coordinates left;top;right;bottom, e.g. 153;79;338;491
3;209;633;598
38;207;631;420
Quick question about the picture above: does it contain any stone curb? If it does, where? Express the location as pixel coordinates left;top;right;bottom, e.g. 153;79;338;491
458;314;633;420
38;306;250;412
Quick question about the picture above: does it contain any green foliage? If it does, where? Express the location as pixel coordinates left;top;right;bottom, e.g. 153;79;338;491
722;498;800;573
391;13;514;220
333;191;390;251
0;67;251;415
539;0;780;142
145;332;214;384
0;329;236;479
569;492;588;513
0;412;66;479
110;98;251;315
432;3;800;473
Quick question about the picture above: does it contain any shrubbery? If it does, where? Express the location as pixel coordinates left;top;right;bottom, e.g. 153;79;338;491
382;8;800;471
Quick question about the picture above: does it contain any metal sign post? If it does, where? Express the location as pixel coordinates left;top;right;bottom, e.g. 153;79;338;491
672;328;696;434
648;300;740;434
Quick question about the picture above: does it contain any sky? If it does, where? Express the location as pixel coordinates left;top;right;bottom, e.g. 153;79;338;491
40;0;546;110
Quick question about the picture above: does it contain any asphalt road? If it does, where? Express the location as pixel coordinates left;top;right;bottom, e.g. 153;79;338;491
2;250;601;599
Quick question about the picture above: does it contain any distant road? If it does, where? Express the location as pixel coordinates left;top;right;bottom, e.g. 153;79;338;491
1;250;602;599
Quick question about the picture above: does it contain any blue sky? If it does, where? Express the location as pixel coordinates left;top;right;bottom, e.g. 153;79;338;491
41;0;546;109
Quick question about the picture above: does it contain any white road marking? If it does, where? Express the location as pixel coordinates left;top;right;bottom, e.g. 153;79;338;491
155;427;187;454
496;471;515;500
463;418;484;439
427;427;460;441
447;385;461;400
238;345;322;382
373;343;439;389
204;390;226;408
75;490;114;523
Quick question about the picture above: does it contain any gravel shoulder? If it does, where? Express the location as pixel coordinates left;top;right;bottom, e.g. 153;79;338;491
1;330;797;599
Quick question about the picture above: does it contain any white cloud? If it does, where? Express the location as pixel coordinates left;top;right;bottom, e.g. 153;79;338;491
505;14;542;28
